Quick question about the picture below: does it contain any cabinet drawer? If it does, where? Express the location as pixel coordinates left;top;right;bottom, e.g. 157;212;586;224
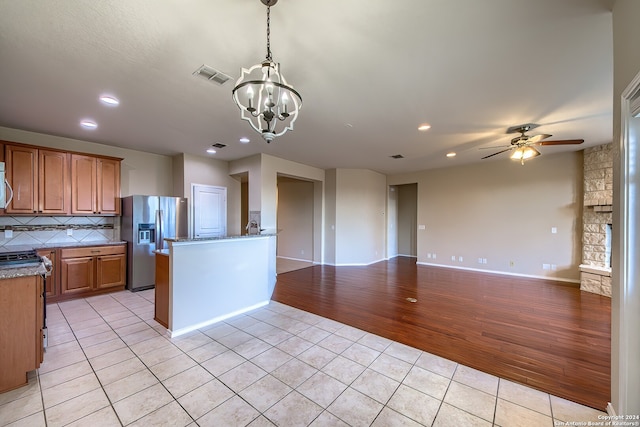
60;245;126;258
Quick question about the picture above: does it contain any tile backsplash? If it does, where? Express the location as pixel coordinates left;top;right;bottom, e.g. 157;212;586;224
0;216;120;247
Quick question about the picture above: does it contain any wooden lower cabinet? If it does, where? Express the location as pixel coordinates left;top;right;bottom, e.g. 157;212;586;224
36;248;58;299
0;274;44;393
59;244;126;300
154;253;169;328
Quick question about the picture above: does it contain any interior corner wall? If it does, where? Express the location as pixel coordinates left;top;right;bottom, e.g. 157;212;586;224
612;0;640;415
258;154;325;244
397;183;418;257
181;153;241;236
230;154;263;214
387;185;399;259
324;169;337;265
0;126;173;197
335;169;387;265
389;151;583;281
172;153;185;197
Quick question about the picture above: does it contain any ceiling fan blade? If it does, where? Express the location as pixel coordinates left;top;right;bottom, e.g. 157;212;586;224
481;147;513;159
526;134;552;143
479;145;511;150
537;139;584;146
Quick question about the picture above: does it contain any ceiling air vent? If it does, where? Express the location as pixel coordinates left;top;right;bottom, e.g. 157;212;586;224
193;65;232;85
212;143;227;148
390;154;404;159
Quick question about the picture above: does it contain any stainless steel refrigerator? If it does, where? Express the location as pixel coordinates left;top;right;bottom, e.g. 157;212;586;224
121;195;188;291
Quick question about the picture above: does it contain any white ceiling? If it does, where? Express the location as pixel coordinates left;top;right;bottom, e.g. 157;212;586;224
0;0;614;175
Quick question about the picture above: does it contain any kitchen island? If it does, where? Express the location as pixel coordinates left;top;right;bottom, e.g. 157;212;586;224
157;234;276;337
0;258;47;393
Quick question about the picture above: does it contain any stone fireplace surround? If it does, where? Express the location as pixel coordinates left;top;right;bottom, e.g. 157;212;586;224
580;143;613;297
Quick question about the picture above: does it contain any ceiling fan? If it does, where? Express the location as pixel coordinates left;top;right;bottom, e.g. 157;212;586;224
481;123;584;165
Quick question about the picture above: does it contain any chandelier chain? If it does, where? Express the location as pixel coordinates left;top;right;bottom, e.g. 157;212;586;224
266;6;272;61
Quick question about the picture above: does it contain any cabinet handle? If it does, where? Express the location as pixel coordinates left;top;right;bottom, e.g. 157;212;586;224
91;250;100;254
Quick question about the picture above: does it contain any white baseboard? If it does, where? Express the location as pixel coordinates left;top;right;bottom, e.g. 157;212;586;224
277;255;314;263
415;262;580;284
606;402;616;417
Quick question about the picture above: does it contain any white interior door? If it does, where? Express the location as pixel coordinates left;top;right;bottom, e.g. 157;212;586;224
192;184;226;238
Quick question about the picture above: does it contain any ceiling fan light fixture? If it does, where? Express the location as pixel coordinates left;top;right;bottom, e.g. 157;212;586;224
510;146;540;164
231;0;302;143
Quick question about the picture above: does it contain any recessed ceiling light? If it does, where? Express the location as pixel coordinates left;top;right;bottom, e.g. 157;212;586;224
418;124;431;131
446;152;456;158
80;120;97;129
239;137;250;144
99;95;119;106
206;148;217;154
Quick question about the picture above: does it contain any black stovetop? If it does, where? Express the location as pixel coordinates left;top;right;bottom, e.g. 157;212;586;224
0;249;40;266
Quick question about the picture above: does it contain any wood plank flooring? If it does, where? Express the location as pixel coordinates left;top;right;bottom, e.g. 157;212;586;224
272;256;611;410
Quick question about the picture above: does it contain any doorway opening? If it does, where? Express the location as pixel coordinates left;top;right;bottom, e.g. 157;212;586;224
276;175;316;273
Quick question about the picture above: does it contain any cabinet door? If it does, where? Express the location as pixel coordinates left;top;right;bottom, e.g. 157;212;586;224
39;150;70;214
36;249;58;299
96;254;126;289
96;158;120;215
0;276;38;392
71;154;96;214
5;145;38;214
60;256;94;295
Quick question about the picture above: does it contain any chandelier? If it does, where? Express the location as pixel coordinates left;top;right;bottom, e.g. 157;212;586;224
232;0;302;143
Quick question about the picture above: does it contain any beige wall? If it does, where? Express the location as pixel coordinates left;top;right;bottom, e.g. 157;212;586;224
334;169;387;265
390;151;583;281
0;126;173;197
324;169;337;265
612;0;640;415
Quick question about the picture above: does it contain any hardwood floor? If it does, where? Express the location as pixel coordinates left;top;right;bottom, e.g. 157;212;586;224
272;256;611;410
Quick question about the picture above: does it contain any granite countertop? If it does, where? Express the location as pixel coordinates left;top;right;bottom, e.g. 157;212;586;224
0;241;126;254
165;234;276;243
0;262;48;279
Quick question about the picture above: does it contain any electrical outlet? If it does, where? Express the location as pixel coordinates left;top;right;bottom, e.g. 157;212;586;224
418;225;426;230
543;263;550;270
483;258;487;264
4;229;13;238
458;256;463;262
427;253;432;259
432;254;436;259
451;255;456;261
67;229;73;236
478;257;483;264
551;264;557;271
551;227;557;234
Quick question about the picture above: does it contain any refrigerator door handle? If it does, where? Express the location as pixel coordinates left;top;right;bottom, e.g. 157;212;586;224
157;209;164;250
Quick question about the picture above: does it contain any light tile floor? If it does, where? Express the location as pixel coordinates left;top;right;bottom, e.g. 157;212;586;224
0;290;607;427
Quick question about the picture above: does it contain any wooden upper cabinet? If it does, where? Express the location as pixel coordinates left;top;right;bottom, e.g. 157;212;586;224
39;150;70;214
71;154;97;214
71;154;121;215
97;158;121;215
5;145;70;215
2;142;121;216
5;145;38;214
